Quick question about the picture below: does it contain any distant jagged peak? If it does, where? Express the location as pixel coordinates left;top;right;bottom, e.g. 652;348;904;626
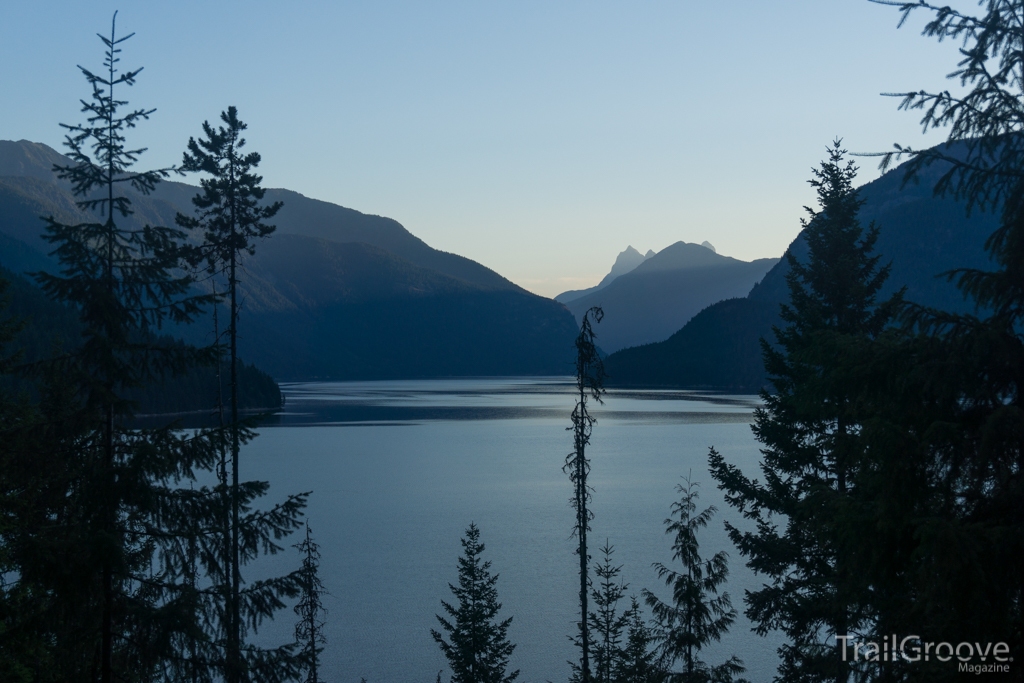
601;245;651;286
630;241;737;275
701;241;716;253
554;245;657;303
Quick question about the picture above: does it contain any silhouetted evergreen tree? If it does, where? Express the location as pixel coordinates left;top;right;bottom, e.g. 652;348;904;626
432;523;519;683
614;598;663;683
642;477;744;683
589;542;628;683
26;13;223;683
708;143;901;683
177;106;303;683
865;1;1024;672
0;296;106;683
564;307;605;683
294;522;327;683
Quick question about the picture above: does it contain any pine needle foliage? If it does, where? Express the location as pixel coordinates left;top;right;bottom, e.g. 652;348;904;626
865;2;1024;671
177;106;282;273
432;523;519;683
564;306;605;683
642;477;745;683
871;0;1024;212
176;106;303;683
0;277;47;682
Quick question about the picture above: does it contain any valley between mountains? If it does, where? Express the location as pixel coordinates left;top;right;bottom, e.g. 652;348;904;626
0;138;999;402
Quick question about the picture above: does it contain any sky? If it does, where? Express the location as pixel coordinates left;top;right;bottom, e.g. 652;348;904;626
1;1;966;297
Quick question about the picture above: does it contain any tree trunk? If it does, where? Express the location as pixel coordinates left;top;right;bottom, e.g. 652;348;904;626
578;382;590;683
229;244;241;683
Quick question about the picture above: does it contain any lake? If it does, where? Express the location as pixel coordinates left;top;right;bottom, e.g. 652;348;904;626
244;378;781;683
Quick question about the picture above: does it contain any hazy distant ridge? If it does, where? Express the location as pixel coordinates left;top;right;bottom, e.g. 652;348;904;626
555;245;654;303
562;241;778;354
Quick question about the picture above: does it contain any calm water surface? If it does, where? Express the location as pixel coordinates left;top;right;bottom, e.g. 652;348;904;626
245;378;780;683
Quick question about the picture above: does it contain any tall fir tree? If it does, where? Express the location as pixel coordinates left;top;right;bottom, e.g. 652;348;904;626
863;1;1024;673
564;306;605;683
28;13;223;682
708;143;902;683
432;523;519;683
642;477;744;683
176;106;305;683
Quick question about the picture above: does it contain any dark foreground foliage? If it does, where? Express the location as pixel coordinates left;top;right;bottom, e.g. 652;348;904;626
0;15;305;683
643;478;746;683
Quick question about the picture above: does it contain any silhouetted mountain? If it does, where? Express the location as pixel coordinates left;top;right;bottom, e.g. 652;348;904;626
604;298;779;390
154;183;521;292
224;236;578;378
563;241;778;353
555;245;654;303
0;139;579;381
605;149;997;390
0;139;70;182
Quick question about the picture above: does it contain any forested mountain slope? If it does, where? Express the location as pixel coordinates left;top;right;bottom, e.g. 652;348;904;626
0;139;579;380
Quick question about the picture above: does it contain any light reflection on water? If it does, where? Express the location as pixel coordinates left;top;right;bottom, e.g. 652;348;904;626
268;378;760;427
245;378;780;683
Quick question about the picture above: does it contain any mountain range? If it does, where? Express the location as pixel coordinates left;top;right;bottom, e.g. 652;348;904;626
5;137;992;391
0;140;579;380
555;245;655;303
558;241;778;353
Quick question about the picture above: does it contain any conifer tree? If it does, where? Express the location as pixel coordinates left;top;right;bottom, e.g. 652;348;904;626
564;307;605;683
176;106;303;683
614;598;662;683
432;523;519;683
864;1;1024;669
588;542;629;683
28;13;221;682
708;143;901;683
294;522;327;683
642;477;744;683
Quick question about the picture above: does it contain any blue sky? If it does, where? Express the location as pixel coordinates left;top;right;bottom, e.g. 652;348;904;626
1;1;963;296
